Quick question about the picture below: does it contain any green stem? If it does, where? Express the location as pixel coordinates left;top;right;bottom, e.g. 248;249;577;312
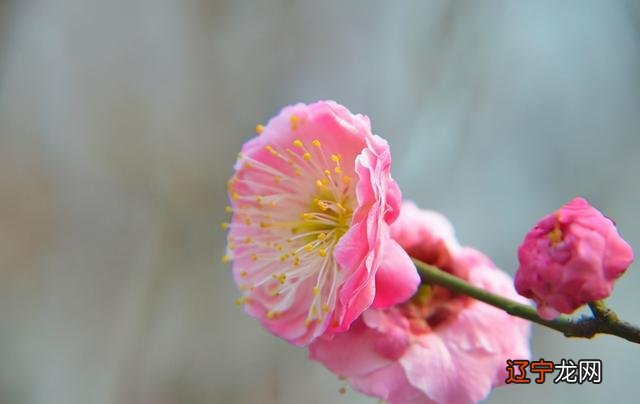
413;258;640;344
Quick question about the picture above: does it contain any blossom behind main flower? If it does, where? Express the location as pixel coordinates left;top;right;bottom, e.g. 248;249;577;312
310;202;531;404
224;101;419;345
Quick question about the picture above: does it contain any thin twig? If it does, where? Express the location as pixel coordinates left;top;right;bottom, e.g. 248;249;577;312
413;258;640;344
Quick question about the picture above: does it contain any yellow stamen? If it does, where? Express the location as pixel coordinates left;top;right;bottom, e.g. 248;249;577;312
312;139;321;147
313;286;320;296
303;152;312;161
290;115;300;130
548;226;563;246
221;255;231;263
293;139;303;148
225;205;232;213
255;124;265;134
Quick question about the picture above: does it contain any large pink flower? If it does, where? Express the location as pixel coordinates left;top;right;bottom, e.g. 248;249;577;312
224;101;419;345
515;197;634;320
310;202;531;404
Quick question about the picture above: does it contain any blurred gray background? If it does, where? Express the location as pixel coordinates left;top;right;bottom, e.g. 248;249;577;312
1;1;639;403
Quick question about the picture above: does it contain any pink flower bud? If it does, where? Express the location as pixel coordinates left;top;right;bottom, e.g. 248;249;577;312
515;197;634;320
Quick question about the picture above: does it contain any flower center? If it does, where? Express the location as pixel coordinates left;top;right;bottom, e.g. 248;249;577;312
224;131;356;329
403;284;470;334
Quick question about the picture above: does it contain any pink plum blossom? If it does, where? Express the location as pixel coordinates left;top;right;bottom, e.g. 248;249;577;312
310;202;531;404
515;197;634;320
223;101;419;345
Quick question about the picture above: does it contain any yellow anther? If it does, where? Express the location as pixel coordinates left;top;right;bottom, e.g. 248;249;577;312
304;318;312;327
290;115;300;130
293;256;300;266
255;195;263;203
267;310;277;320
245;162;253;169
243;236;252;244
255;124;265;134
304;243;314;252
220;222;229;229
334;166;342;174
221;255;231;263
324;169;331;177
322;304;331;313
280;254;289;262
232;191;240;200
259;221;268;228
228;244;235;251
271;290;280;297
331;154;341;163
293;139;303;148
294;168;302;176
316;179;326;188
251;253;258;261
274;243;283;251
317;232;327;241
342;175;351;185
303;152;312;160
277;274;287;284
301;212;314;220
240;270;247;277
313;286;320;296
265;145;279;156
225;205;233;213
318;248;327;257
274;175;282;183
311;306;318;316
548;226;563;246
312;139;321;147
235;297;245;306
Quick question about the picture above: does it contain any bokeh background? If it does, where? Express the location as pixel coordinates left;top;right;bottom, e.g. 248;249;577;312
1;1;639;403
